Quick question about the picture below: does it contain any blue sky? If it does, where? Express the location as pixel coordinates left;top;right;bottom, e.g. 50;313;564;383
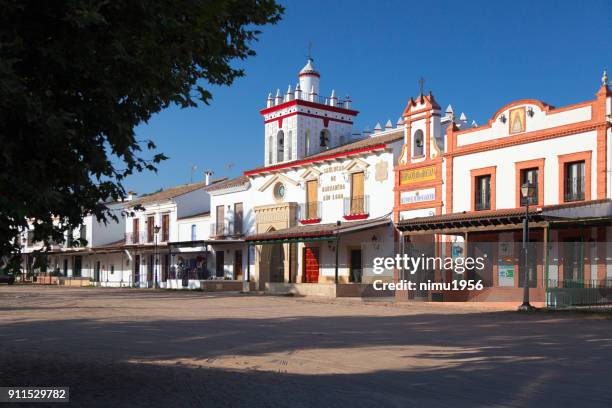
128;0;612;194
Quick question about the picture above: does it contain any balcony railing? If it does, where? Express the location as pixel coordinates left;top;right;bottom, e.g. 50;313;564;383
299;201;321;223
564;176;585;202
210;221;243;238
125;232;161;245
343;196;370;219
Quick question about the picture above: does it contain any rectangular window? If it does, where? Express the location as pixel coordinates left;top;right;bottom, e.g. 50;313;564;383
306;179;319;219
132;218;140;244
191;224;197;241
350;172;365;214
161;214;170;242
147;216;155;243
216;205;225;236
234;203;243;235
475;175;491;210
564;161;585;202
520;168;539;206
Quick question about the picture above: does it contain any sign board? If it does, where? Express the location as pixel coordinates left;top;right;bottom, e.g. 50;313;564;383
400;165;437;185
498;262;515;287
400;188;435;205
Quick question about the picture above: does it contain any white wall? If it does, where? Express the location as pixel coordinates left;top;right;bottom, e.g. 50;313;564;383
453;131;599;211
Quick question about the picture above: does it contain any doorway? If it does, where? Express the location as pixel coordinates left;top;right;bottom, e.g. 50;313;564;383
269;244;285;282
147;255;154;284
216;251;225;278
94;261;101;282
349;249;363;283
302;247;319;283
73;256;82;277
134;254;140;285
234;250;243;280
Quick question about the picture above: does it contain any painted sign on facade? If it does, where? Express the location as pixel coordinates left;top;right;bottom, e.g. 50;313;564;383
400;188;435;205
399;165;437;185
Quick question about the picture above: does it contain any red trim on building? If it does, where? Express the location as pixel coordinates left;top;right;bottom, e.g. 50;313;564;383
299;218;322;225
244;144;388;176
343;214;369;221
264;111;353;126
260;99;359;116
245;232;332;242
299;72;320;78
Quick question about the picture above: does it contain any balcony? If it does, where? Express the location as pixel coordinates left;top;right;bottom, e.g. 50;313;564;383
125;232;159;245
343;196;370;220
299;202;321;224
210;221;243;239
564;176;585;202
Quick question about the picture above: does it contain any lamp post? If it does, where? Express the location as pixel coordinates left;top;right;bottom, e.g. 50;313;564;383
154;225;161;289
518;182;536;312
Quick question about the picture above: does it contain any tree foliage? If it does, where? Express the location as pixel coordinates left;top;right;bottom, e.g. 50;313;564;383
0;0;283;269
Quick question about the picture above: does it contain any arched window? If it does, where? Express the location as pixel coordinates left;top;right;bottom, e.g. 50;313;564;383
268;136;273;164
319;129;330;150
191;224;196;241
413;129;424;157
288;130;293;160
277;130;285;162
305;129;311;156
339;134;346;145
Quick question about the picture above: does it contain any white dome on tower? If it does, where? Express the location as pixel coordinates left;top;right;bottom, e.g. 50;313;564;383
298;58;320;101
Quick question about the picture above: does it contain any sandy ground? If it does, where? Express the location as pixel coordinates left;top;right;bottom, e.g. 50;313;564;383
0;286;611;407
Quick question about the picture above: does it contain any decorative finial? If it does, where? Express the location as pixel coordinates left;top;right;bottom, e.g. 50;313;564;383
602;69;608;86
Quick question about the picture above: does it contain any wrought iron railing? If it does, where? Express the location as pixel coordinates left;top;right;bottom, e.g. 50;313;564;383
299;201;321;221
210;221;242;238
343;195;370;216
125;232;157;245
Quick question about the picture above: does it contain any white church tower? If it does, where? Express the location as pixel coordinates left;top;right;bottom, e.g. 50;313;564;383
260;58;359;166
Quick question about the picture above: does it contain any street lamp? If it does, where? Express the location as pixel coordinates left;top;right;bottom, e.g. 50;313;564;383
518;182;536;312
154;225;161;289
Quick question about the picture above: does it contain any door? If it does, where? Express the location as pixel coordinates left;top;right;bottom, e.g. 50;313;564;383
161;214;169;242
303;247;320;283
349;249;362;283
350;172;365;214
73;256;82;277
234;250;243;280
306;179;318;219
147;216;155;243
132;218;140;243
562;238;583;285
147;255;154;283
134;255;140;285
162;254;169;282
216;251;225;278
63;259;68;276
216;205;225;236
94;261;101;282
234;203;243;235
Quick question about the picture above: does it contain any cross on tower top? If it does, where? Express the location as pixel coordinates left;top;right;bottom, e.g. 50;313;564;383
307;42;313;61
419;76;425;96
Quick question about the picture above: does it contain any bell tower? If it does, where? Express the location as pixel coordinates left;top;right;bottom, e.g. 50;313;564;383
260;58;359;166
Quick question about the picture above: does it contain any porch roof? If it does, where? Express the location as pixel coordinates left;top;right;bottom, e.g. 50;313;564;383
245;217;391;244
396;199;611;233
